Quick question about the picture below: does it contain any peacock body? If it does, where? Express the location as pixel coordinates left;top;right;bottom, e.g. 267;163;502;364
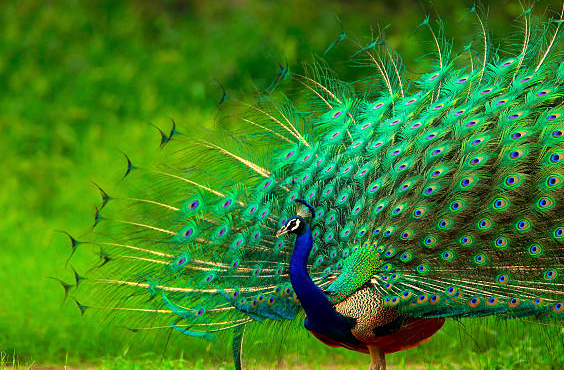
64;6;564;370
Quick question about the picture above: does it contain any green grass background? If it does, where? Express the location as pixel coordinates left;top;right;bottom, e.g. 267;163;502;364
2;0;564;368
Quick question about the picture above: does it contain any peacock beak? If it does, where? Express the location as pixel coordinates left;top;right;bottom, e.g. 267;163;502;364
275;226;288;238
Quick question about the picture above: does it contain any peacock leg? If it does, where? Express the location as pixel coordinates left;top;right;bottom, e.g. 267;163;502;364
367;345;386;370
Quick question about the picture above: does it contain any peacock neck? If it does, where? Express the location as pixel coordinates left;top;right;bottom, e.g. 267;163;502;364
289;223;353;336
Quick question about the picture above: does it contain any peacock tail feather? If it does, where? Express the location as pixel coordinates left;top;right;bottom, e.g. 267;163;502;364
64;6;564;349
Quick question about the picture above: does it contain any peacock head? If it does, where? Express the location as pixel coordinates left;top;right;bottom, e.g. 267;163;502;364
275;199;315;237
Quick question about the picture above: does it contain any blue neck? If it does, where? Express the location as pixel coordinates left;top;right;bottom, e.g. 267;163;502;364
289;223;356;339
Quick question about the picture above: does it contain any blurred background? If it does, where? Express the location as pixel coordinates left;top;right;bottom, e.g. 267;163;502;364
2;0;564;369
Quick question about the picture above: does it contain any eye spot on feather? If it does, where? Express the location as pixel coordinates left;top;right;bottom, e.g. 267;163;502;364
183;229;193;238
477;218;492;230
480;88;492;95
177;257;186;265
508;112;522;120
429;73;439;81
537;90;549;97
454;109;465;116
392;205;404;214
495;99;507;106
400;230;412;240
390;118;401;126
460;177;474;188
474;253;487;265
373;102;385;109
416;263;430;274
487;297;499;306
537;197;554;210
553;302;564;313
446;286;457;296
505;176;516;185
553;130;563;138
494;236;509;250
468;297;480;307
467;118;481;127
405;98;417;105
360;123;373;132
516;219;531;232
441;250;454;261
550;153;562;163
554;228;564;239
492;197;509;211
437;218;451;229
497;274;508;284
459;235;473;246
402;290;413;300
410;122;422;129
432;104;444;111
332;111;342;118
457;77;468;83
412;206;428;219
509;150;524;159
400;251;413;261
383;227;394;237
528;244;543;256
545;269;558;280
424;185;438;195
469;156;484;165
449;201;462;212
417;294;428;304
508;297;521;308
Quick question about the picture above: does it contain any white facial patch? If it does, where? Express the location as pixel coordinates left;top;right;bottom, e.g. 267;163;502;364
289;218;301;231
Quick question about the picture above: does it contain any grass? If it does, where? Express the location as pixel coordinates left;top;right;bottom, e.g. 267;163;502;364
2;0;564;369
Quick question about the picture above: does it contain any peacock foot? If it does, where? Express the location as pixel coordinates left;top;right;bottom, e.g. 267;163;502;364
367;345;386;370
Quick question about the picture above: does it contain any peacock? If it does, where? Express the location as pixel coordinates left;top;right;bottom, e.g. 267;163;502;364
60;5;564;370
